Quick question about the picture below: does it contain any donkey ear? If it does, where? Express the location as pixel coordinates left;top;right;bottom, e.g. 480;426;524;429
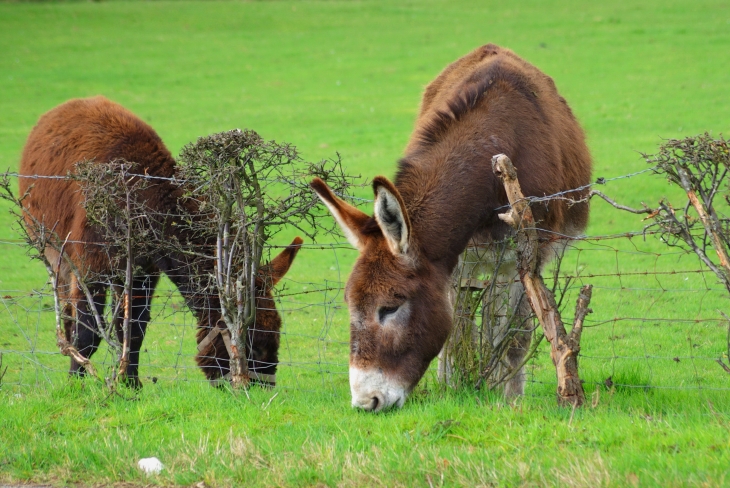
310;177;370;250
372;176;411;256
261;237;303;289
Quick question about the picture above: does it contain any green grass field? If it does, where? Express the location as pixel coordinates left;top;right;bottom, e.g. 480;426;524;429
1;0;730;486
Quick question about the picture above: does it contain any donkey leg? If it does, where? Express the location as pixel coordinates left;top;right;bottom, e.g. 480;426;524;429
56;274;74;344
438;284;461;385
126;274;158;387
502;279;533;398
502;239;568;397
114;274;159;388
69;281;107;377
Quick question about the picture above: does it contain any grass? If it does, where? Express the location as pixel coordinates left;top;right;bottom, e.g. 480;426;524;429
2;381;730;487
1;0;730;486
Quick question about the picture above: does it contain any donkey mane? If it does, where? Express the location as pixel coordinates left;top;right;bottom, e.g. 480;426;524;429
359;216;383;238
415;58;546;149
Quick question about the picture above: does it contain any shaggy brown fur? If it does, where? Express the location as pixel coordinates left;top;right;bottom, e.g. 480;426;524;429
312;44;592;409
19;96;301;387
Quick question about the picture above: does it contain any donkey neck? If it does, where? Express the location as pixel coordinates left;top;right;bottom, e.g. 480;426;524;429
144;182;224;329
155;249;222;329
395;140;508;273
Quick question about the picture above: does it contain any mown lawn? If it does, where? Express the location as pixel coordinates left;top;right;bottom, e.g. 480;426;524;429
1;0;729;486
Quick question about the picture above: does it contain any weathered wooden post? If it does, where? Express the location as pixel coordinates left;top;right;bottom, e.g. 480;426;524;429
492;153;592;407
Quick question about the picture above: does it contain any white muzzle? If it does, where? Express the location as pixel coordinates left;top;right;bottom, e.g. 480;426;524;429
349;366;407;412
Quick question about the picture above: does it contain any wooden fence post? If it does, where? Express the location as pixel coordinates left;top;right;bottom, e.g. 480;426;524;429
491;154;592;407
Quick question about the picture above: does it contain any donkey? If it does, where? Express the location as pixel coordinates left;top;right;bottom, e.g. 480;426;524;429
19;96;302;387
311;44;591;411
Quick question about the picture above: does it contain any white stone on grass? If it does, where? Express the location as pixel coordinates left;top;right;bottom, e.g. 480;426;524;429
138;457;164;475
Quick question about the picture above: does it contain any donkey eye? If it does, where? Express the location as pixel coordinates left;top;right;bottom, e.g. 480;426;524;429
378;305;400;323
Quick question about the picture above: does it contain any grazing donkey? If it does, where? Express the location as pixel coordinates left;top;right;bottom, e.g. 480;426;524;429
312;44;591;411
19;96;301;387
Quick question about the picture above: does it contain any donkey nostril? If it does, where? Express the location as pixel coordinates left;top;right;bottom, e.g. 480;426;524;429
371;396;380;410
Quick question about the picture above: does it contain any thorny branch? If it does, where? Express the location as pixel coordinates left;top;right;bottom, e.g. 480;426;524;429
719;312;730;375
640;134;730;290
589;190;654;215
0;353;7;387
74;160;156;384
443;239;542;392
4;126;360;390
590;134;730;375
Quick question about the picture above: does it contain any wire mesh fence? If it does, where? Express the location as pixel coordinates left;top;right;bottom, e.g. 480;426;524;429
0;237;356;393
531;231;730;395
1;163;729;398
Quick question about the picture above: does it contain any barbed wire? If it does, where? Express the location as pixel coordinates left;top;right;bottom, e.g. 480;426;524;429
502;166;658;208
1;162;657;209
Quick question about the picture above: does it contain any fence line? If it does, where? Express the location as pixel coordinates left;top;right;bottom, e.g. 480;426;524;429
1;168;729;397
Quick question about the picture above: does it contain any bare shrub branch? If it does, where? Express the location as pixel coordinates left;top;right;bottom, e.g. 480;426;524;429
72;159;157;383
172;129;356;387
0;173;104;381
593;133;730;378
441;240;540;392
3;128;358;390
641;134;730;292
0;352;6;388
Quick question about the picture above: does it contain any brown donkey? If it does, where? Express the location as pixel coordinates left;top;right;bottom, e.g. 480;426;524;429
312;44;591;411
19;96;301;387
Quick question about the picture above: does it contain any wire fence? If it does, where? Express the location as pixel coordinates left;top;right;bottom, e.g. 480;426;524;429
529;231;730;396
0;236;357;393
1;169;729;398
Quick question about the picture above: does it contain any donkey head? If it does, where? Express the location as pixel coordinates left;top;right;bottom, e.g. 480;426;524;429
197;236;302;387
248;236;303;385
311;178;452;411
